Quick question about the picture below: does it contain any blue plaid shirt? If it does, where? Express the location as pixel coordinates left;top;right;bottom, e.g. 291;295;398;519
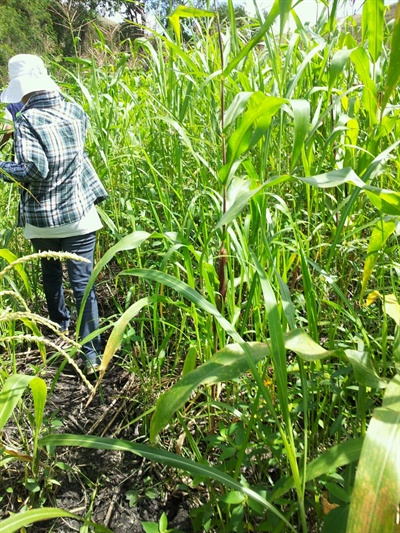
0;92;107;227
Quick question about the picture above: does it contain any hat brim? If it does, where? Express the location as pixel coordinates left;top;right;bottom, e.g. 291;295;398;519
1;74;59;103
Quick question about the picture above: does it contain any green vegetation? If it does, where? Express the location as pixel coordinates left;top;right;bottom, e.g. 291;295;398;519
0;0;400;531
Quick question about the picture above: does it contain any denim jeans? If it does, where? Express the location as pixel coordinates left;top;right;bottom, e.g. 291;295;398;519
31;232;101;367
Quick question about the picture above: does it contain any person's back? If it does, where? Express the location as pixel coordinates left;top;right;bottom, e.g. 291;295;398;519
14;91;106;227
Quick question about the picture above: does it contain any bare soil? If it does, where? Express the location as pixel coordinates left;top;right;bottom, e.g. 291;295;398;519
0;352;194;533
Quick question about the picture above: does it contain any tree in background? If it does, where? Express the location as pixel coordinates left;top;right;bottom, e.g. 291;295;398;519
0;0;57;81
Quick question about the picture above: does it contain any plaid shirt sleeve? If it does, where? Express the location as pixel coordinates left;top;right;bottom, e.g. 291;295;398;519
0;117;49;182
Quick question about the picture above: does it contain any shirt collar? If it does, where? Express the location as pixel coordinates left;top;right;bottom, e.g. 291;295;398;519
23;91;63;110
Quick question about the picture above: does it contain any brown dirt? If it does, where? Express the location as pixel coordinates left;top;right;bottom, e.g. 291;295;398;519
0;348;194;533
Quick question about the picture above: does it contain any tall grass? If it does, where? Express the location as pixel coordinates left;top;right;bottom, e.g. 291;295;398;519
1;0;400;531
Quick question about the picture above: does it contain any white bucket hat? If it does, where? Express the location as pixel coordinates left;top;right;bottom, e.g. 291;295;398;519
1;54;59;104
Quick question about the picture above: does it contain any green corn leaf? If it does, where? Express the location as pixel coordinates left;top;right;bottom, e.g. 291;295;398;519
350;47;378;125
77;231;151;333
363;185;400;216
285;44;325;99
279;0;292;37
360;218;397;301
252;254;289;423
271;438;364;501
169;6;214;45
223;0;280;77
216;177;263;229
0;508;79;533
0;507;113;533
347;376;400;533
382;2;400;111
298;167;364;188
150;341;270;441
40;434;295;532
101;297;154;371
224;92;254;128
0;374;46;433
298;167;400;216
382;294;400;327
288;99;310;170
345;350;387;389
219;93;286;183
328;48;355;94
27;376;47;456
362;0;385;63
0;249;32;298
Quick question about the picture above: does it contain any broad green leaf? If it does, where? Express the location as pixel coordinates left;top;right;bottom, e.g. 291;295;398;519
298;167;400;216
40;434;295;531
252;254;289;423
0;248;32;298
223;0;280;77
298;167;364;189
362;0;384;62
271;438;364;501
0;508;89;533
216;178;263;229
87;297;155;402
345;350;387;389
350;47;378;125
0;374;46;433
360;218;397;300
364;185;400;216
382;2;400;111
182;345;198;376
28;376;47;457
285;44;325;99
279;0;292;37
382;374;400;411
101;298;153;365
288;99;310;170
169;6;214;45
224;92;253;128
328;49;355;94
347;381;400;533
284;329;332;360
77;231;151;333
382;294;400;327
219;93;286;183
150;341;270;441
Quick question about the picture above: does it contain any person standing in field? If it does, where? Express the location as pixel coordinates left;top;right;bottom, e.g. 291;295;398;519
0;54;108;374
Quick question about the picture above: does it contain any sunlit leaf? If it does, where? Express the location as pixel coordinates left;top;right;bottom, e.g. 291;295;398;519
169;6;214;45
382;293;400;327
362;0;384;63
0;374;46;433
288;99;310;170
40;434;295;531
150;341;270;441
360;218;397;300
0;248;32;298
219;93;286;183
77;231;151;333
272;438;364;501
347;377;400;533
223;0;280;77
382;2;400;111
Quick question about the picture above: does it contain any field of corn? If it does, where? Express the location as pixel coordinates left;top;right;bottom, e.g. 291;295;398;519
0;0;399;531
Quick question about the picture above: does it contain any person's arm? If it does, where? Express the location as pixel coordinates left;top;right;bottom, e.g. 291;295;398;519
0;117;49;183
0;109;14;150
